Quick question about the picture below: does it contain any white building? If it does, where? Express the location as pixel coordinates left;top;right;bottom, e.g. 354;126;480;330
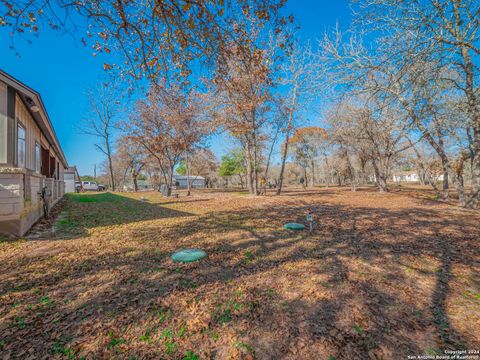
392;171;444;183
123;180;154;192
173;175;205;189
64;166;80;193
392;171;420;182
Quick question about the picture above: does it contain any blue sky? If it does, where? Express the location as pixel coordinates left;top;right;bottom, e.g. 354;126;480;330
0;0;351;176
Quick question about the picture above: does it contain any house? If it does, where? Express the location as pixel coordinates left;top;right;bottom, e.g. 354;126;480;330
64;166;80;193
0;70;68;235
123;179;154;192
392;171;444;183
173;175;205;189
392;171;420;182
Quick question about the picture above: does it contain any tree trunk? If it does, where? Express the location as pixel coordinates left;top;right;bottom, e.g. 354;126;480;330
414;119;468;206
276;133;290;195
345;151;356;192
244;143;254;194
238;174;244;189
460;45;479;208
252;129;259;195
264;126;280;180
372;162;388;192
311;158;315;187
277;84;297;196
442;169;449;200
105;135;115;191
471;152;480;208
325;157;330;188
185;152;192;196
132;173;138;192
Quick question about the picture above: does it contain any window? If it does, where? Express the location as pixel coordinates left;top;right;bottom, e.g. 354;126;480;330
0;83;7;163
35;142;41;173
17;123;26;168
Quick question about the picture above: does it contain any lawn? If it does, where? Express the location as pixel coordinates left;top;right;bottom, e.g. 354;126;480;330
0;188;478;359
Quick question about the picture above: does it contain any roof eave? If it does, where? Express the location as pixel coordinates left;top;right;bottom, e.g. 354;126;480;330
0;70;68;168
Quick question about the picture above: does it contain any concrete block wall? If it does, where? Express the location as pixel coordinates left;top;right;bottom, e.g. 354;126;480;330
0;168;65;236
0;173;24;219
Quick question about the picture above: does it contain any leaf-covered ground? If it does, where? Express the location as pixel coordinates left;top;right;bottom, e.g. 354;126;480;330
0;188;479;359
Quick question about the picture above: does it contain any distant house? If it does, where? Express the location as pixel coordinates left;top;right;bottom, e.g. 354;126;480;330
173;175;205;189
0;70;68;235
123;180;154;192
392;171;444;183
64;166;80;193
392;171;420;182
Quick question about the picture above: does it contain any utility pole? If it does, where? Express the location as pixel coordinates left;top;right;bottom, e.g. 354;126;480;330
94;164;96;180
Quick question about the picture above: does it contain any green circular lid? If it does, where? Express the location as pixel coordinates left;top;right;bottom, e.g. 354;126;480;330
283;223;305;230
171;248;207;263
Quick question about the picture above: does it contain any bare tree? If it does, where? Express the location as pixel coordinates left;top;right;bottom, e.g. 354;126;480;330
276;39;325;195
288;126;328;188
81;84;119;191
328;99;410;192
323;0;480;207
116;136;147;192
212;15;275;195
177;148;218;190
127;83;206;194
177;92;212;196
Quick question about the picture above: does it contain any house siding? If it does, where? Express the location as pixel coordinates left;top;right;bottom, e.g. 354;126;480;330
0;77;66;236
0;82;7;163
15;95;42;171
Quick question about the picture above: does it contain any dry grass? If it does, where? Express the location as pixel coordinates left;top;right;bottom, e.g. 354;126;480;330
0;187;479;359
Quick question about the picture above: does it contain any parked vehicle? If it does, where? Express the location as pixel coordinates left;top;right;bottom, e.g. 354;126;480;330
81;181;101;191
75;181;83;193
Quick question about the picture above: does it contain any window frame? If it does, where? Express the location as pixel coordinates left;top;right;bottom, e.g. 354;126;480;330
34;141;41;173
16;121;26;168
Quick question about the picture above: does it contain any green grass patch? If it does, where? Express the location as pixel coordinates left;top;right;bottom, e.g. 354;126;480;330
14;316;26;329
40;296;53;307
51;338;75;359
139;329;153;343
68;193;117;203
183;351;199;360
180;278;197;289
463;290;480;300
234;341;254;354
107;332;127;350
155;307;173;323
353;324;363;335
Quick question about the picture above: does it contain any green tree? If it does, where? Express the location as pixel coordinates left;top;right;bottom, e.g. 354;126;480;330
176;161;187;176
218;150;246;188
80;175;96;182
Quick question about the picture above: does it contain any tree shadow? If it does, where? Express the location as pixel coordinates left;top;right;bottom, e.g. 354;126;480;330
52;192;193;239
1;195;478;358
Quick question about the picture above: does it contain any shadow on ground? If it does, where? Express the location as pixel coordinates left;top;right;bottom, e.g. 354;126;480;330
51;192;193;239
0;190;478;359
